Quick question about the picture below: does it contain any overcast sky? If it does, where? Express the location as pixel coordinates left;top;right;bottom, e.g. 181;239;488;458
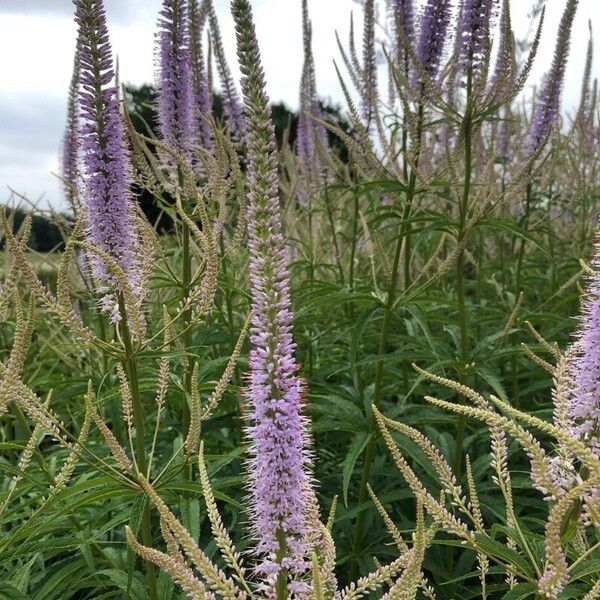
0;0;598;210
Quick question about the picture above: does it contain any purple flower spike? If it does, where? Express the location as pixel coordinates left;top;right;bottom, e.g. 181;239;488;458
390;0;415;44
156;0;199;165
526;0;578;155
414;0;452;87
73;0;140;315
231;0;314;583
459;0;496;75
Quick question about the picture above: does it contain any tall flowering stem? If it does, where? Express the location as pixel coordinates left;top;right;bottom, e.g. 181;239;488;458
388;0;414;93
390;0;414;55
361;0;377;125
74;0;141;318
73;1;155;596
526;0;578;154
156;0;198;165
488;0;516;98
156;0;202;443
575;21;595;156
231;0;313;593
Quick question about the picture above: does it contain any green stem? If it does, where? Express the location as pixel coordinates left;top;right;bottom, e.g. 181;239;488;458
275;529;288;600
349;103;423;581
453;70;474;480
449;69;474;591
348;195;360;322
181;220;193;440
307;193;315;377
515;183;532;297
325;187;345;286
118;296;158;600
220;235;239;385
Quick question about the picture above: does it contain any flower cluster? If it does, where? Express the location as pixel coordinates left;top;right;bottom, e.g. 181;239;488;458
231;0;314;583
156;0;199;166
74;0;141;317
458;0;496;75
527;0;578;154
414;0;452;86
568;232;600;458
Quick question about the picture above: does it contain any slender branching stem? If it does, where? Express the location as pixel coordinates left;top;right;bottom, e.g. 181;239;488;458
350;102;424;581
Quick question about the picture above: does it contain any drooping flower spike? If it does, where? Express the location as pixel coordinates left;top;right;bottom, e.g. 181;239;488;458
73;0;142;319
156;0;199;167
231;0;314;586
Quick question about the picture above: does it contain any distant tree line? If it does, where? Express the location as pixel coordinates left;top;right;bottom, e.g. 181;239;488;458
4;85;349;251
0;209;64;253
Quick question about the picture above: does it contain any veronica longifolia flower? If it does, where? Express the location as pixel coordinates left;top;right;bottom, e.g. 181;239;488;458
568;232;600;459
74;0;141;319
575;22;596;156
156;0;199;165
413;0;451;87
231;0;314;583
361;0;378;124
526;0;578;155
459;0;496;77
390;0;415;45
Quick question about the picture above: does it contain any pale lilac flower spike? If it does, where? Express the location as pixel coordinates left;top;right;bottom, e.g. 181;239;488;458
231;0;314;586
568;228;600;459
73;0;141;319
156;0;199;166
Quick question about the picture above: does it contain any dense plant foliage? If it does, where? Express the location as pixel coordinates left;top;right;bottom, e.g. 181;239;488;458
1;0;600;598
